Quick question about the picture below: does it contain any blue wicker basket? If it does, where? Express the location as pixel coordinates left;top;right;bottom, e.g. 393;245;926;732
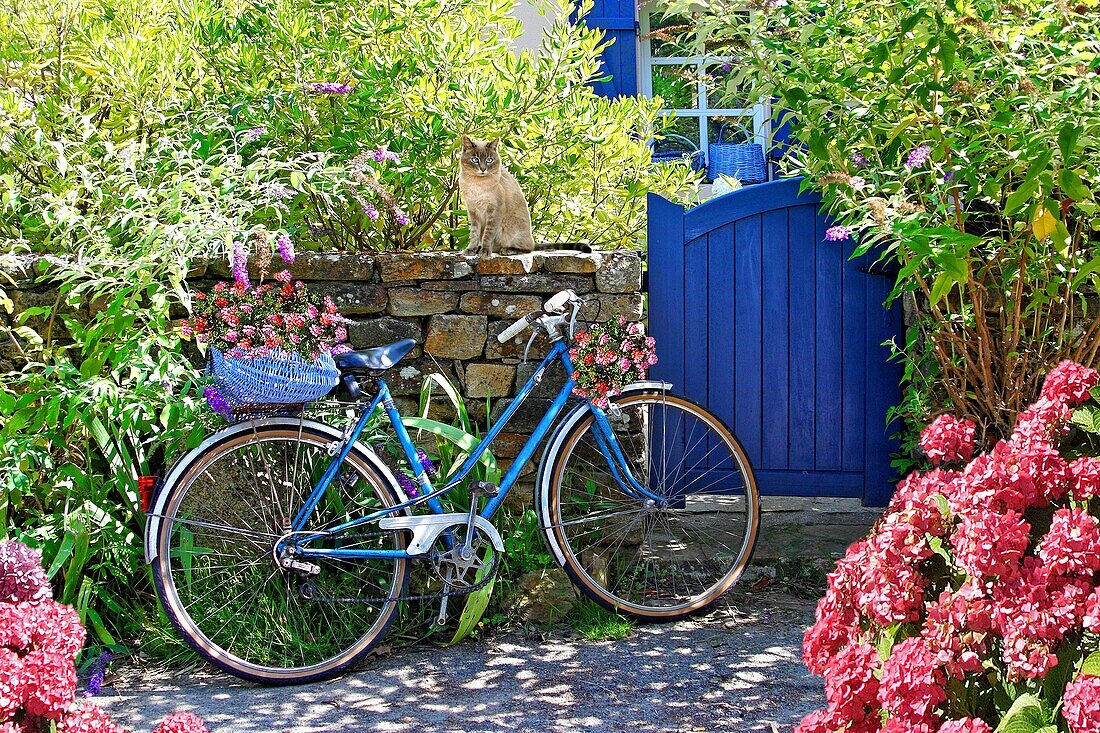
707;124;767;184
650;134;706;173
207;347;340;410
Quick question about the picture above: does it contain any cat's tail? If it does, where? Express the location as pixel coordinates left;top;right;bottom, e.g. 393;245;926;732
537;242;593;253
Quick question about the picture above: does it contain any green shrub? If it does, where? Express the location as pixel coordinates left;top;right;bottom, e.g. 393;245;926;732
670;0;1100;446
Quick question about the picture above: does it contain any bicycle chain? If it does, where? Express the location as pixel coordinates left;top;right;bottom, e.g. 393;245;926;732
298;532;501;606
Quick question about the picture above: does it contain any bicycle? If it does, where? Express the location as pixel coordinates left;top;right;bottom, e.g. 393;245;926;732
144;289;760;685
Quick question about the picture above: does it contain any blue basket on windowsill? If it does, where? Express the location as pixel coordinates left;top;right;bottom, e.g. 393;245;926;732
650;133;706;173
207;346;340;410
707;123;767;184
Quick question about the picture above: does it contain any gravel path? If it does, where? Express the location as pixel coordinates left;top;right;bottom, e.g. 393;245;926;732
99;589;822;733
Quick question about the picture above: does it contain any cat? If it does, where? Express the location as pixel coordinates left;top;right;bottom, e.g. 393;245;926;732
458;136;590;256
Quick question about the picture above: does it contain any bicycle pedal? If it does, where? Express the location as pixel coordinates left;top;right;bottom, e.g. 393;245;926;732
470;480;499;498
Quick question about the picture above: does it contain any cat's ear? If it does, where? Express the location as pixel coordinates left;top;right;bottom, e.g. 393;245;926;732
488;139;500;152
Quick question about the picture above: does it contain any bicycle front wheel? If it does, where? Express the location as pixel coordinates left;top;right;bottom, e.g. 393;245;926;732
541;389;760;620
152;423;409;685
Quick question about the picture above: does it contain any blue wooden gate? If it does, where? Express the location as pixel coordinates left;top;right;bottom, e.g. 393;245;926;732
647;178;903;506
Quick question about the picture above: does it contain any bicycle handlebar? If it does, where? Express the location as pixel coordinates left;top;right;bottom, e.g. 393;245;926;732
497;311;544;343
496;290;579;344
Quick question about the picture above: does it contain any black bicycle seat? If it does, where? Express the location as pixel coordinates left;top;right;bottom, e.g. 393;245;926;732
334;338;417;372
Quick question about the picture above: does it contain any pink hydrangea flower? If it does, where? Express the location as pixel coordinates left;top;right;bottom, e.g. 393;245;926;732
795;708;844;733
1070;456;1100;501
877;637;946;726
920;415;976;466
950;509;1030;578
22;649;77;719
1041;360;1100;406
824;642;881;721
0;602;34;650
152;712;211;733
1038;507;1100;577
0;648;25;720
1014;397;1073;446
1063;675;1100;733
0;541;51;604
29;602;87;660
938;718;992;733
1084;587;1100;633
59;704;130;733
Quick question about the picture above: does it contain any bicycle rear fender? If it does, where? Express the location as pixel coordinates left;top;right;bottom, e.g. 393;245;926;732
535;380;673;567
143;417;407;563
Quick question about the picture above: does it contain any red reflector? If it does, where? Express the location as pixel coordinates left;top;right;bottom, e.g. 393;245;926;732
138;475;157;512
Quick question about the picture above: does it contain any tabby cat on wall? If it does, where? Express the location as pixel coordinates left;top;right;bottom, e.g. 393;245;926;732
458;136;591;257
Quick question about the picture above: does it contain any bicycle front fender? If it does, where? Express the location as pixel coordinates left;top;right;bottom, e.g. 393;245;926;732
534;380;673;567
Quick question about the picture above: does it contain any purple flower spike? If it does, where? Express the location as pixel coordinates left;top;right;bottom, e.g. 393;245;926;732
231;240;250;288
0;540;51;604
393;209;410;226
241;127;266;143
825;225;852;242
397;472;420;499
416;449;438;478
276;233;296;265
849;151;868;169
203;386;233;420
905;144;932;169
304;81;353;95
372;147;400;164
82;650;114;697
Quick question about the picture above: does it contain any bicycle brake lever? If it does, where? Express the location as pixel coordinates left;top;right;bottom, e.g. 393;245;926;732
522;329;538;362
568;300;580;341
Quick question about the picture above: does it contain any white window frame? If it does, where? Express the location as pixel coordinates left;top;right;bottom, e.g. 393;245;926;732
638;11;770;176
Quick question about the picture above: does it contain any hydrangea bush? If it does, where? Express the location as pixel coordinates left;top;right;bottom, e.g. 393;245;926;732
0;541;211;733
798;361;1100;733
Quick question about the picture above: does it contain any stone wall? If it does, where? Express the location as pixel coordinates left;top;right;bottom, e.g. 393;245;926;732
3;249;643;483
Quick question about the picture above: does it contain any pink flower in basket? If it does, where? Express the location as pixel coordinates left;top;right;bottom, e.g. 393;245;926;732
569;318;657;409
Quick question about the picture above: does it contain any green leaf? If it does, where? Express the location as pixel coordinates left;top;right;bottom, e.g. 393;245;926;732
993;693;1049;733
1070;406;1100;435
930;271;957;305
1058;169;1090;201
876;622;903;661
1005;180;1039;216
401;417;497;473
1058;124;1082;162
1080;650;1100;677
447;547;496;645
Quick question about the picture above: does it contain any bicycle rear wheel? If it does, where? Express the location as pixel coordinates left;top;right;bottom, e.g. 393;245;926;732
540;388;760;620
152;423;409;684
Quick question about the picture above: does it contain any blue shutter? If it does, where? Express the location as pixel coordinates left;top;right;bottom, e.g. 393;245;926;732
581;1;638;97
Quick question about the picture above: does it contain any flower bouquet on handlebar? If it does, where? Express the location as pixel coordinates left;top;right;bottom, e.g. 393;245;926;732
180;232;353;419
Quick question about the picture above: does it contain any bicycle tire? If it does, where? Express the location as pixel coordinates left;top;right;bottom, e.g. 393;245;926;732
151;423;410;685
538;387;760;621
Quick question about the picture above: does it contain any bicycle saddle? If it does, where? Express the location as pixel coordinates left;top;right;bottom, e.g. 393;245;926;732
334;338;417;372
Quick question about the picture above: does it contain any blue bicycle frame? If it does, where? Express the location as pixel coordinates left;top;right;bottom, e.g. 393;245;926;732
288;340;664;562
